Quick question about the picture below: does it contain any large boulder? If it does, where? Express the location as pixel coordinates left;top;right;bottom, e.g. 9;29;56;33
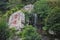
9;11;25;30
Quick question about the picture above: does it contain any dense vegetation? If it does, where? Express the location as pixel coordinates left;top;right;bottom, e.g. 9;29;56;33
19;25;41;40
0;18;10;40
0;0;60;40
34;0;60;39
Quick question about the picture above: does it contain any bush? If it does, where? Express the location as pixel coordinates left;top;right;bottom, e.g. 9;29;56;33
43;7;60;39
19;25;41;40
34;0;60;39
34;0;60;31
34;0;59;18
0;18;10;40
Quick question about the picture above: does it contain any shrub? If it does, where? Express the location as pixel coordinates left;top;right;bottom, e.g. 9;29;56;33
0;18;10;40
34;0;60;31
19;25;41;40
34;0;60;39
43;7;60;39
34;0;59;18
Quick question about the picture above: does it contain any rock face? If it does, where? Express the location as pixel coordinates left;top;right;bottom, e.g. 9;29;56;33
23;4;34;13
9;11;25;30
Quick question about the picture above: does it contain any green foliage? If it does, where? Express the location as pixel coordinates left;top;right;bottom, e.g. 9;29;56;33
0;0;8;10
22;0;38;4
34;0;52;25
8;0;24;9
34;0;59;17
0;18;17;40
8;0;22;4
34;0;60;30
0;18;10;40
19;25;41;40
34;0;60;39
3;4;24;18
44;7;60;32
8;27;17;40
0;0;24;15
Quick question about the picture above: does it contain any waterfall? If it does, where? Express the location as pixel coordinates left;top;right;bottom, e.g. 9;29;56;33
33;14;37;27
